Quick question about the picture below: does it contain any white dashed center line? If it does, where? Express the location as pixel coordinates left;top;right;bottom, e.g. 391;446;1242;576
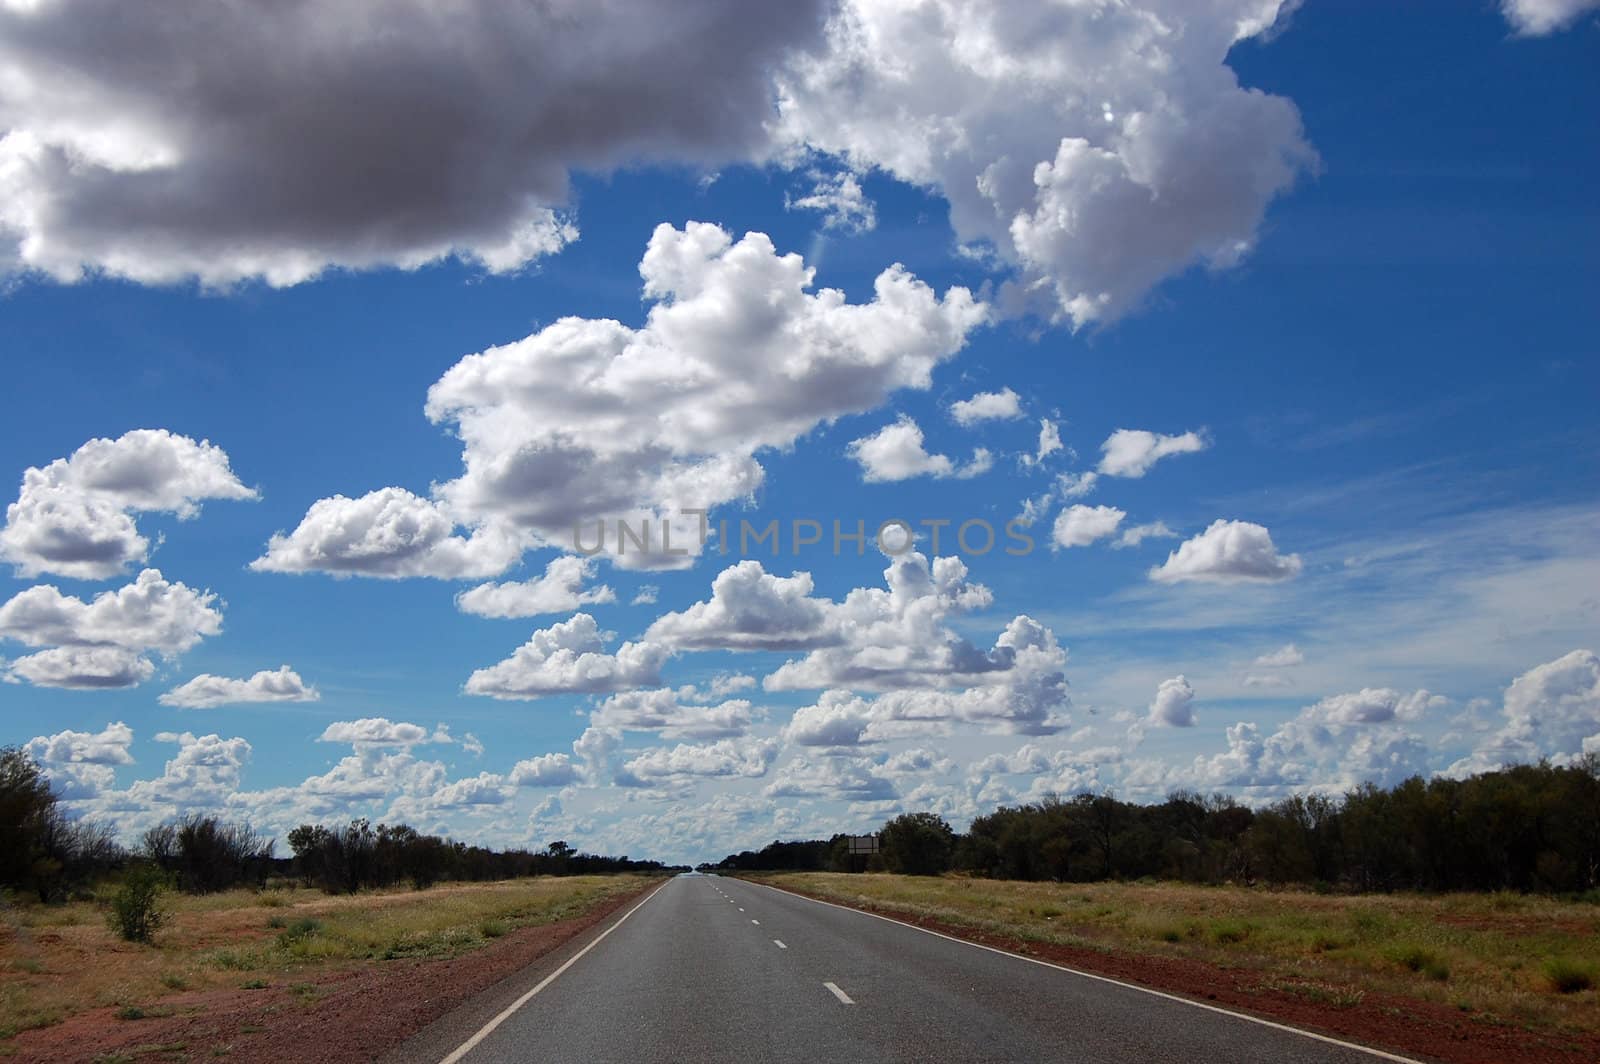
751;919;760;925
823;981;854;1005
773;939;787;949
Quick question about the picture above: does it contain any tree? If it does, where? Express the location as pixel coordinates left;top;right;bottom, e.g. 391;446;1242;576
881;813;955;876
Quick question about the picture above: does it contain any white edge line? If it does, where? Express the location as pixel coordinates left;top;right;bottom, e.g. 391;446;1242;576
750;881;1421;1064
438;880;668;1064
823;980;855;1005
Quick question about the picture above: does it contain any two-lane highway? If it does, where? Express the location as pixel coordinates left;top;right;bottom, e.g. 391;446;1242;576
407;874;1421;1064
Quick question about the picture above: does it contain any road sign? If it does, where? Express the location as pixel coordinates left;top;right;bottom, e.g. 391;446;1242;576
847;834;880;855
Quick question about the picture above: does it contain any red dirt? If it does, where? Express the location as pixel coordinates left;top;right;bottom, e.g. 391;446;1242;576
5;880;658;1064
763;882;1600;1064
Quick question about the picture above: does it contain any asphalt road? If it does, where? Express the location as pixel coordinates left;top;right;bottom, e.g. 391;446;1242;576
398;873;1421;1064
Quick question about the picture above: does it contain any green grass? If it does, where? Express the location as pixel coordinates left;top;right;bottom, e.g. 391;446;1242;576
1543;957;1596;994
749;872;1600;1038
1;875;653;1046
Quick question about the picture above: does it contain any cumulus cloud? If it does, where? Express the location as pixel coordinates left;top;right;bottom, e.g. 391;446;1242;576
619;738;777;785
160;666;319;709
252;488;525;580
318;718;451;750
0;0;828;286
1149;520;1302;584
1097;429;1208;478
1;429;255;579
455;556;616;619
465;613;667;699
0;569;222;688
847;416;991;482
1052;505;1125;548
26;721;134;798
1179;683;1455;796
267;223;984;578
949;387;1023;426
1501;0;1600;35
764;755;897;801
774;0;1314;326
1448;649;1600;774
1148;675;1196;727
646;561;840;651
786;170;876;233
1113;520;1177;549
592;688;757;739
509;753;582;788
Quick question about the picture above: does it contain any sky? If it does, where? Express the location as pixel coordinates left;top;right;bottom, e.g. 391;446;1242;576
1;0;1597;866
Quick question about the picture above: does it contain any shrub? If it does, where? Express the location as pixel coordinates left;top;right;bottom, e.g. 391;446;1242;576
108;865;171;943
1543;957;1596;994
275;917;322;946
479;919;508;938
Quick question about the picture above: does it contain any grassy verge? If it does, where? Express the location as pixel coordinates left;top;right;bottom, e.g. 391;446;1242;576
750;872;1600;1038
0;874;651;1044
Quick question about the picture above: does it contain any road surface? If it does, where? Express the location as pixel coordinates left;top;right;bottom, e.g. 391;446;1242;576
392;873;1421;1064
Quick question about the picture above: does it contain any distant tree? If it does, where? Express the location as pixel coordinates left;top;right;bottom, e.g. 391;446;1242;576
881;813;955;876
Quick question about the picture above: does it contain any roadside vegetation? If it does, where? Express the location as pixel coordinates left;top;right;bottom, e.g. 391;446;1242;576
0;743;675;1047
710;759;1600;894
0;874;650;1043
752;871;1600;1038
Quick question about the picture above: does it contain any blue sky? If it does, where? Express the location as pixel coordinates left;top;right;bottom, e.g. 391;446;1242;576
2;0;1597;864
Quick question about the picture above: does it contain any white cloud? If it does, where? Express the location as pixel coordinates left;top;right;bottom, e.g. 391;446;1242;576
0;569;222;688
646;561;839;651
592;688;757;739
1448;649;1600;774
1149;519;1302;584
1501;0;1600;35
465;613;667;699
1019;419;1064;468
1304;688;1443;726
1097;429;1208;478
949;387;1023;426
774;0;1314;326
1113;520;1177;549
455;556;616;618
26;721;134;798
1148;675;1196;727
318;718;451;750
764;755;897;801
847;416;990;482
0;0;828;286
619;738;777;785
509;753;582;788
252;488;526;580
1254;643;1305;668
6;646;155;689
786;170;876;233
1;429;256;579
159;666;319;709
262;223;983;578
631;585;660;606
1052;504;1125;548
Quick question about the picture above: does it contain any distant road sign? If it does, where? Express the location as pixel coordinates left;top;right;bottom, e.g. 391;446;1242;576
847;834;880;855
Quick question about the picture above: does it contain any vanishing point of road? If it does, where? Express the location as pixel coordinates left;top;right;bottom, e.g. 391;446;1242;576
389;873;1422;1064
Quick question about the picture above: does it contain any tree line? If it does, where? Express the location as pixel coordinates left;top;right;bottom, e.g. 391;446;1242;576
706;758;1600;894
0;745;680;904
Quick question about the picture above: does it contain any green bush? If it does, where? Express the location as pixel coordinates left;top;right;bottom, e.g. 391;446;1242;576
107;865;171;943
1543;957;1596;994
275;917;322;945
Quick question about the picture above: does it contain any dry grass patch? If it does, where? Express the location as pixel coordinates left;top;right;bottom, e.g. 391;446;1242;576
752;873;1600;1038
0;875;649;1044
